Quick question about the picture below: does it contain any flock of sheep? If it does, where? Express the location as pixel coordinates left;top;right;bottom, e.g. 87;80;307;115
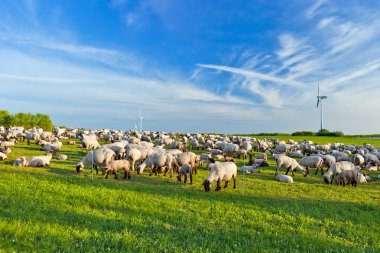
1;126;380;191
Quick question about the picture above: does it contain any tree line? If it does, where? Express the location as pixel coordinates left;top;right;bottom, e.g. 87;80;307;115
0;110;54;131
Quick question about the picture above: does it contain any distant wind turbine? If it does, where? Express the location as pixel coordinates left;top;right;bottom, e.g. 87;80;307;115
316;83;327;131
138;106;143;133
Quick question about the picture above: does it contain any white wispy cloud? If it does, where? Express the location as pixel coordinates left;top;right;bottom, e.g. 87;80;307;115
305;0;328;19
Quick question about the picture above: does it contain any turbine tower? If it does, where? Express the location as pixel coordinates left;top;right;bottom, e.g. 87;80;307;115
138;106;143;133
316;83;327;131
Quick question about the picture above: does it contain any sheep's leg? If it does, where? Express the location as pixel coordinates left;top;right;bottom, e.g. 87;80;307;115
149;166;153;176
306;166;309;174
215;179;221;191
184;174;187;184
114;171;118;180
285;167;290;175
94;166;99;174
223;180;229;188
189;173;193;185
233;175;236;189
105;171;110;179
123;168;128;179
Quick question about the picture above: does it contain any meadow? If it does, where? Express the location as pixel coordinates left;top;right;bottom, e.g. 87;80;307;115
0;136;379;252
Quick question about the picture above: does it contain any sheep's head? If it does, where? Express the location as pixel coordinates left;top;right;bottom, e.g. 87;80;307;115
101;167;108;175
76;162;84;173
176;174;182;182
323;176;330;184
262;161;269;167
137;163;146;175
203;180;211;192
302;170;307;177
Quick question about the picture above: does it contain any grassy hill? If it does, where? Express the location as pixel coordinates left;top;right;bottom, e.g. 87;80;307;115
0;136;379;252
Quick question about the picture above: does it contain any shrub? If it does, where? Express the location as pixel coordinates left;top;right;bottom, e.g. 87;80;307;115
292;131;315;136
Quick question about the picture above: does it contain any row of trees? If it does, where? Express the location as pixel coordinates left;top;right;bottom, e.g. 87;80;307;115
292;129;344;137
0;110;54;131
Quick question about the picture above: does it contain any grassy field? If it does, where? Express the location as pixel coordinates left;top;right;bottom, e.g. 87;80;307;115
0;136;379;252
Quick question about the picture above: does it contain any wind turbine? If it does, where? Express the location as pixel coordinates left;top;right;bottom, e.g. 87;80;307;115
138;106;143;133
316;83;327;131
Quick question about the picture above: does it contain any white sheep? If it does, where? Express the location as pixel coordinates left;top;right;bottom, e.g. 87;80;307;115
76;148;116;174
298;156;324;175
13;156;27;166
0;152;7;161
275;171;293;183
240;165;260;174
27;153;53;167
272;154;307;177
202;161;237;192
323;161;356;184
57;154;68;161
177;164;194;184
101;160;131;180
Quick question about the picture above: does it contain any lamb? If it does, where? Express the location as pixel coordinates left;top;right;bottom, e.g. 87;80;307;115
137;152;179;177
174;152;199;174
357;173;372;183
199;153;212;167
365;161;380;171
68;141;76;145
27;153;53;167
202;161;237;192
240;165;260;174
0;152;7;161
177;164;194;184
101;160;131;180
336;170;358;187
81;134;101;153
0;146;11;154
275;171;293;183
13;156;27;166
272;154;307;177
76;148;116;174
0;141;15;148
323;161;356;184
126;148;142;170
298;156;324;175
57;154;68;161
223;155;235;162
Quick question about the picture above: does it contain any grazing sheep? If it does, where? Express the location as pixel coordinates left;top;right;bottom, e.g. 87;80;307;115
76;148;116;174
275;171;293;183
0;141;15;148
177;164;194;184
202;161;237;192
0;146;11;154
298;156;324;175
126;148;142;171
174;152;199;174
101;160;131;180
81;134;101;153
256;153;268;161
336;170;358;187
357;173;371;183
240;165;260;174
316;154;336;169
199;153;212;167
323;161;356;184
0;152;7;161
13;156;27;166
57;154;68;161
288;151;304;158
249;158;269;167
365;161;379;171
272;154;307;177
353;154;365;168
68;141;76;145
138;152;179;177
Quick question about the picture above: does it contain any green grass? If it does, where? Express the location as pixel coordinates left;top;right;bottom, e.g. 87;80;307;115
0;136;379;252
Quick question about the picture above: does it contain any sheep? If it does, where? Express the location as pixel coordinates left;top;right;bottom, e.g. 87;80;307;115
27;153;53;167
126;148;142;170
101;160;131;180
288;151;304;158
298;156;324;175
13;156;27;166
202;161;237;192
275;171;293;183
76;148;116;174
68;141;76;145
315;154;336;169
199;153;212;167
240;165;260;174
0;141;15;148
223;155;235;162
323;161;356;184
40;131;53;141
0;152;7;161
0;146;11;154
256;153;268;161
174;152;199;174
177;164;194;184
336;170;358;187
222;143;239;157
272;154;307;177
363;153;379;163
357;173;371;183
138;152;179;177
353;154;365;168
248;158;269;167
57;154;68;161
81;134;101;153
365;161;379;171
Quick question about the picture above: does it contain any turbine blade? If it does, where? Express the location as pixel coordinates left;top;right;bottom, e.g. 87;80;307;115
317;98;320;108
318;83;320;97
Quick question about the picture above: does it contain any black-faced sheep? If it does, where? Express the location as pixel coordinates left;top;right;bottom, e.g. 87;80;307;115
101;160;131;180
177;164;193;184
298;156;324;175
203;161;237;192
272;154;307;177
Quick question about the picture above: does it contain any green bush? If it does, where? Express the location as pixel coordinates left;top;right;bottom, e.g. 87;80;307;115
292;131;315;136
0;110;54;131
316;129;344;137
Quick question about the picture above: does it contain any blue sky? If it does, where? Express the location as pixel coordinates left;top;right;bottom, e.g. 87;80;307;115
1;0;380;134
